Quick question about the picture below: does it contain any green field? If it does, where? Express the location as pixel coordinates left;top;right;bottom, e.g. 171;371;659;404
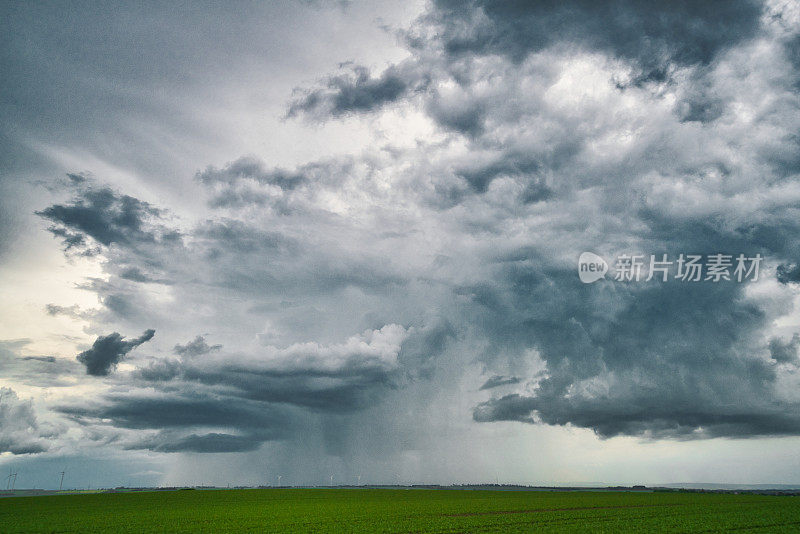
2;488;800;533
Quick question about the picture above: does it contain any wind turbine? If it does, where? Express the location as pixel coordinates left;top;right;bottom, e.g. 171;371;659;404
277;475;282;486
10;472;17;491
329;474;334;486
59;470;65;491
356;474;362;486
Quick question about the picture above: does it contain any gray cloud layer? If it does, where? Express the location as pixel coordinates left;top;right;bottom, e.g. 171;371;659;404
62;324;430;452
6;0;800;472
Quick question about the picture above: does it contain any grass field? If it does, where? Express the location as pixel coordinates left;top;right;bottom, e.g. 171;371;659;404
2;488;800;533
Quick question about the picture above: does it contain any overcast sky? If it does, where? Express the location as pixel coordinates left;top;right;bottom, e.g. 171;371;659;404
2;0;800;489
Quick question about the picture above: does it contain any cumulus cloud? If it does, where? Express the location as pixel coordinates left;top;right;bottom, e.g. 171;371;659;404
0;387;51;454
77;329;155;376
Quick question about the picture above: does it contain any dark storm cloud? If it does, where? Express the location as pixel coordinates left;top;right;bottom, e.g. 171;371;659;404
59;394;291;453
474;392;800;439
287;0;762;126
0;387;50;455
467;253;800;438
174;336;222;357
426;0;762;68
445;125;800;439
12;0;800;470
60;394;287;431
286;63;427;119
36;184;178;254
77;329;155;376
479;375;520;390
